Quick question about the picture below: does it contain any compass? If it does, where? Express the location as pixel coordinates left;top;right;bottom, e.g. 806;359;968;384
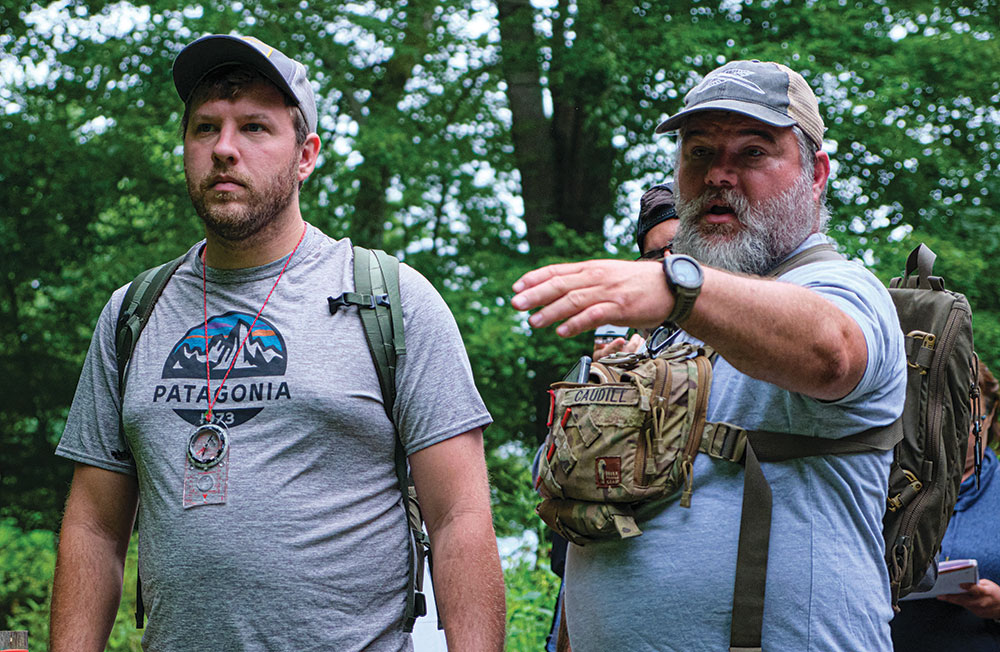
187;422;229;470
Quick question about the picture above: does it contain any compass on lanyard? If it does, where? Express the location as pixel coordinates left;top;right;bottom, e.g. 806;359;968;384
187;422;229;470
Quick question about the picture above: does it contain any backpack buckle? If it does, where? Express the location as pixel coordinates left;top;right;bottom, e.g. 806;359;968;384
328;292;391;315
327;293;351;315
905;331;936;373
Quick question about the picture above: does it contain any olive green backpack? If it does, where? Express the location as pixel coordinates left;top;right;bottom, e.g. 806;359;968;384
115;245;434;633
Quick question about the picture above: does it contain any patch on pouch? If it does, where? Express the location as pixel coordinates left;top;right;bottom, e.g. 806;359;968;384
595;457;622;488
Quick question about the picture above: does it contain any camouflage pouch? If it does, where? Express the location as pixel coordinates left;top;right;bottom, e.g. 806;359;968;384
535;343;714;545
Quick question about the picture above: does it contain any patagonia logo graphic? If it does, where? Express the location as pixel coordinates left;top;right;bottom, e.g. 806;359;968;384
156;311;290;427
565;386;638;407
596;457;622;488
701;69;766;95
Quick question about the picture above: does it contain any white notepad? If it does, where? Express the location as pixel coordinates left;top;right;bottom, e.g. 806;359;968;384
899;559;979;600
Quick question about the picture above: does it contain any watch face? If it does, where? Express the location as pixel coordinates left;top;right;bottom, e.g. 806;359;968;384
671;257;702;289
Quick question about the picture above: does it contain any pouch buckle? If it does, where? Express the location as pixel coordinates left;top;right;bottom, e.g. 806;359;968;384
887;469;923;512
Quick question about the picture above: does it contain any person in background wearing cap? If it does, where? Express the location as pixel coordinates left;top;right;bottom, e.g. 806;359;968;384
513;59;905;651
592;182;680;360
49;34;505;652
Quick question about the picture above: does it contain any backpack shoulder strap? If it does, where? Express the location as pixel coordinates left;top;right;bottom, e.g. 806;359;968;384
347;246;406;417
337;246;429;631
115;256;185;394
114;254;183;630
766;242;843;278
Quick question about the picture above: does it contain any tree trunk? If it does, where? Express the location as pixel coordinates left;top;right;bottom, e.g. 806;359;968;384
497;0;559;250
497;0;617;252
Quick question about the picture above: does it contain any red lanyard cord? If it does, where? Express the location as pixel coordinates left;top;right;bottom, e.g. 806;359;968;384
201;223;307;422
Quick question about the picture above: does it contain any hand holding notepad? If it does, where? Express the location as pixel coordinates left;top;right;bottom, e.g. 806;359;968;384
899;559;978;600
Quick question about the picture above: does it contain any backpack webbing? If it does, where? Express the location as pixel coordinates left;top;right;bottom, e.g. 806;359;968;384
346;246;433;632
728;243;904;652
113;254;184;629
115;245;431;632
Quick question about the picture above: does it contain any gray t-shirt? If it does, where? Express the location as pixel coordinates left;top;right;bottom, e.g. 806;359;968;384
57;224;492;651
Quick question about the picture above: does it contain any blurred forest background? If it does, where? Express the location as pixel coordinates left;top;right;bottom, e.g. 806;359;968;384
2;0;998;648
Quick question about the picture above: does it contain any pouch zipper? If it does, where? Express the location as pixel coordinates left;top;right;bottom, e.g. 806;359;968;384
635;362;670;486
891;303;967;587
680;353;713;507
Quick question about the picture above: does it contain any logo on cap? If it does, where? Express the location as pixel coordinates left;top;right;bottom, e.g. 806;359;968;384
239;35;273;58
701;69;766;95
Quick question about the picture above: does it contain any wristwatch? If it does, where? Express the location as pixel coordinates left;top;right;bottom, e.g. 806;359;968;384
662;255;703;325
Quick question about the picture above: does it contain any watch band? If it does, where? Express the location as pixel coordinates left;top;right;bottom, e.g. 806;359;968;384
666;285;699;325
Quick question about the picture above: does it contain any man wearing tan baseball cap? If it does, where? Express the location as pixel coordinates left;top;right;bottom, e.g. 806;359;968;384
514;59;904;652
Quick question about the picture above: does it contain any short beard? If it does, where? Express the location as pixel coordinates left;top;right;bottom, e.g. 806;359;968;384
671;168;820;275
186;156;299;243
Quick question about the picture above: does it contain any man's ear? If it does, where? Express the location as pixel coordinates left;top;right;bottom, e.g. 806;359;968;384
298;133;321;183
812;150;831;203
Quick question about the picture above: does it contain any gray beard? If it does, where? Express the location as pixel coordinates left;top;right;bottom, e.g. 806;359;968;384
671;170;818;276
186;158;299;243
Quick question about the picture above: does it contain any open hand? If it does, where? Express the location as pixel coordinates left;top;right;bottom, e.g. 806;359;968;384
512;259;671;338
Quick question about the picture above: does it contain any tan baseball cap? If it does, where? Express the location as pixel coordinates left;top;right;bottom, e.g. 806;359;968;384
655;60;824;148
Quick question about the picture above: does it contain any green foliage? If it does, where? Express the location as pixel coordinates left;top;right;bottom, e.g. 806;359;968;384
0;519;55;637
504;549;560;651
0;522;143;651
489;443;545;542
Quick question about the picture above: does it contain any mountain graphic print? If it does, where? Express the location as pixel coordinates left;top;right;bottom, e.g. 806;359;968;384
163;311;287;379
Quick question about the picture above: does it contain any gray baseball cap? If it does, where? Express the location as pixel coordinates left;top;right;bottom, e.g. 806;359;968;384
655;60;824;148
173;34;318;134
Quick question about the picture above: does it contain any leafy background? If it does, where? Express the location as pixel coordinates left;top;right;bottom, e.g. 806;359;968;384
1;0;998;649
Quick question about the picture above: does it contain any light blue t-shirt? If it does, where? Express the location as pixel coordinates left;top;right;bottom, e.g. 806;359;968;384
564;234;906;652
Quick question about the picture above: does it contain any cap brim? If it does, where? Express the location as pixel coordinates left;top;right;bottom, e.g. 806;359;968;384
654;100;797;134
172;35;296;104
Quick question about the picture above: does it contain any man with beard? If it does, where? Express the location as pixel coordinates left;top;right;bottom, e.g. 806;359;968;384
50;35;505;651
513;60;906;651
